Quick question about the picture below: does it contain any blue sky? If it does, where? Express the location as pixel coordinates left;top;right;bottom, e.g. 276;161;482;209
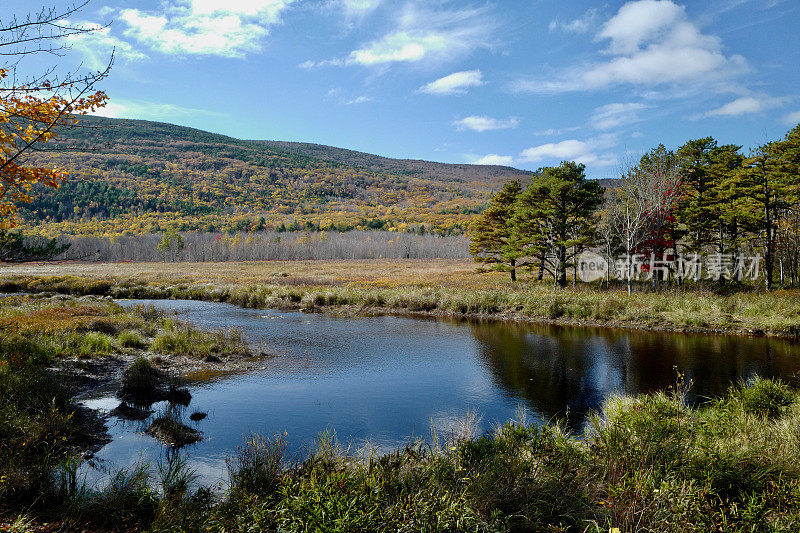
4;0;799;179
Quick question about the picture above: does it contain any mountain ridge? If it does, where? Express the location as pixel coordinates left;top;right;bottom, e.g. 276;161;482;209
250;139;533;183
19;116;526;236
19;116;613;237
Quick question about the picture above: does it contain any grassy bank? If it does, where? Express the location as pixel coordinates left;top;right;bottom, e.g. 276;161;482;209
4;367;800;531
2;266;800;337
0;295;253;523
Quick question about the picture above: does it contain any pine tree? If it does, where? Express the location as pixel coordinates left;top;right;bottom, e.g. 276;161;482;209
469;180;526;281
676;137;719;254
516;162;603;288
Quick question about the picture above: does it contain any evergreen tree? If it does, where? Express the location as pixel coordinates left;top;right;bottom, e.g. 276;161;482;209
470;180;526;281
737;124;800;289
677;137;720;254
707;144;746;281
516;162;604;288
0;230;70;263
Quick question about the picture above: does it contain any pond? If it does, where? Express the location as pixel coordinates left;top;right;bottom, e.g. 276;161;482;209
79;299;800;488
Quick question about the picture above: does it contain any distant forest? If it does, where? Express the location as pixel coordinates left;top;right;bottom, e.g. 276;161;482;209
18;116;528;238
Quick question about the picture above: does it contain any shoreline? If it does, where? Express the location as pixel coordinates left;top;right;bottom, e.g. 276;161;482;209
1;273;799;340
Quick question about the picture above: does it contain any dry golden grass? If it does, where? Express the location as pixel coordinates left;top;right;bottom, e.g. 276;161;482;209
3;260;800;337
0;259;505;289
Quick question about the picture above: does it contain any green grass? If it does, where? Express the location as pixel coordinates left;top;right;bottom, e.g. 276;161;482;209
152;319;248;360
117;330;148;349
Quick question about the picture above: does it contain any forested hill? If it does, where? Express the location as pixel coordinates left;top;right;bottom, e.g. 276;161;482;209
254;140;532;183
21;116;534;237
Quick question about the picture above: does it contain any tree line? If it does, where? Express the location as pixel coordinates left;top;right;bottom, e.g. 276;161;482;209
60;231;470;262
470;123;800;290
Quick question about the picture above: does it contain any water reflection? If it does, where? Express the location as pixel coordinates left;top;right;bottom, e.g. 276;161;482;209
80;299;800;485
472;322;800;430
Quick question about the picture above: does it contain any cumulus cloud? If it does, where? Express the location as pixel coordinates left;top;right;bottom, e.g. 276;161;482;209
307;4;494;67
118;0;293;57
519;136;617;167
784;111;800;125
418;70;483;95
590;102;647;130
472;154;514;165
699;95;787;118
453;115;519;132
513;0;747;94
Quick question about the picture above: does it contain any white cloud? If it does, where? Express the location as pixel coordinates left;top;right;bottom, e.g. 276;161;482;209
345;95;373;104
597;0;683;55
418;70;483;95
549;8;601;34
309;4;494;67
700;95;787;117
348;32;447;65
454;115;519;132
118;0;293;57
784;111;800;125
513;0;747;94
519;137;617;167
590;102;647;130
91;98;226;120
472;154;514;166
534;126;582;136
64;22;147;70
340;0;382;18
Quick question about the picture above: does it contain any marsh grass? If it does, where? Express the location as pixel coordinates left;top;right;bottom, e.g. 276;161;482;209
4;271;800;336
174;378;800;532
146;409;202;447
120;357;162;399
153;319;248;360
158;454;198;501
0;336;76;509
118;330;148;349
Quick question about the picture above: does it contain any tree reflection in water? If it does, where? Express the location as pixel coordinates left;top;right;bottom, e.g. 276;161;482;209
470;321;800;431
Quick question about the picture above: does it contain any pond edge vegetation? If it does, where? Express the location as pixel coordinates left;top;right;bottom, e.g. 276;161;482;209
3;274;800;338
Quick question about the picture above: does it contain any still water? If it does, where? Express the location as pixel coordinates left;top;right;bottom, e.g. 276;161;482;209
80;299;800;487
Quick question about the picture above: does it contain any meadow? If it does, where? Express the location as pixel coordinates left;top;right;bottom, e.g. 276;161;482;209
2;259;800;337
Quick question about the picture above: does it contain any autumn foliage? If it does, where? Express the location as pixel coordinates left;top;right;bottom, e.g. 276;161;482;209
0;67;107;228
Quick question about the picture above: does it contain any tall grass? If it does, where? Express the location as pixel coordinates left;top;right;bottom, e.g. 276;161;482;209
152;319;248;360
